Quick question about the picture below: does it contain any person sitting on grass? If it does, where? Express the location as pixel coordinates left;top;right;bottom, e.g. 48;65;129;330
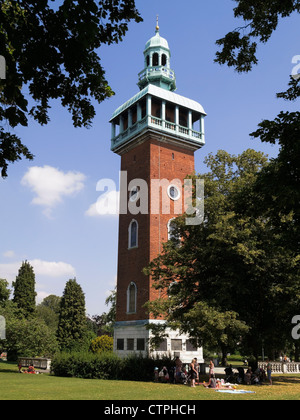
24;365;36;374
203;374;217;389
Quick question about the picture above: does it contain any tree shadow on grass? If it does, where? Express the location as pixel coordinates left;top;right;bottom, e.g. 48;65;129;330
273;375;300;386
0;361;19;374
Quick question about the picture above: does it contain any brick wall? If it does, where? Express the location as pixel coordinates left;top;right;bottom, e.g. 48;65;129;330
116;135;195;322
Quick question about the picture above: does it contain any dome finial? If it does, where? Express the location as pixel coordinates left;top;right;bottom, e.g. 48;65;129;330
156;14;159;32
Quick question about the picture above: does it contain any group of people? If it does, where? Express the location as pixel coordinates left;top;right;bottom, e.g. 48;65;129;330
225;360;272;386
154;357;202;385
190;359;236;390
155;357;214;387
154;357;273;388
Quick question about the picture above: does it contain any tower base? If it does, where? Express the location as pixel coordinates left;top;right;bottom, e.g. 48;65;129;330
113;320;204;364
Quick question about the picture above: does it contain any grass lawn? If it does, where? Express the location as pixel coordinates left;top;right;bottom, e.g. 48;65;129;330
1;361;300;400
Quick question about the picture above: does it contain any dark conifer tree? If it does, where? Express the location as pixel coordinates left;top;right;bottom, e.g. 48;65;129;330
12;261;36;318
57;279;86;351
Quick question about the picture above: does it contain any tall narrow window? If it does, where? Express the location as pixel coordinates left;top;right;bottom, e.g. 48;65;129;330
127;282;137;314
153;53;159;67
129;220;138;248
137;338;145;351
162;54;167;66
117;339;124;350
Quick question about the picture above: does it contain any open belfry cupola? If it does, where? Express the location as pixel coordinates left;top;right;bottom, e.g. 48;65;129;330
137;18;176;92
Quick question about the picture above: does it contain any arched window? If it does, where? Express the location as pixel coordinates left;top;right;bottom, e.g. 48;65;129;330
127;282;137;314
152;53;159;67
146;55;150;67
162;54;167;66
129;219;138;249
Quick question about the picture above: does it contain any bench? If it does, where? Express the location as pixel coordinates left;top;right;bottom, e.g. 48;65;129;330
18;357;51;372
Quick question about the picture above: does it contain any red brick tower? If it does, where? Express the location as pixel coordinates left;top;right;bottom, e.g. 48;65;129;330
110;25;206;361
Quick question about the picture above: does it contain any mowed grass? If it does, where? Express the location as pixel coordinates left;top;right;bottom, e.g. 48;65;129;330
1;362;300;400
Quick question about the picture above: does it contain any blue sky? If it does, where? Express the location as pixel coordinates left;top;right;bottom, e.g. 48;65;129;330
0;0;299;315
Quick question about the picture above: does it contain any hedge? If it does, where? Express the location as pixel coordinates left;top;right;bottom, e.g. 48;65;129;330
51;351;174;382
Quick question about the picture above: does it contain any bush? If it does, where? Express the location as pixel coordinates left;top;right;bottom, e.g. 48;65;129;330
51;352;174;382
90;335;113;354
51;351;122;379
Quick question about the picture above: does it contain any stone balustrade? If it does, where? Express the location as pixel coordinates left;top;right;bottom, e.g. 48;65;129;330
258;362;300;374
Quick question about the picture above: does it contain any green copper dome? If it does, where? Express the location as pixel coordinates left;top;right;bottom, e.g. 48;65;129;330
138;26;176;92
144;29;170;52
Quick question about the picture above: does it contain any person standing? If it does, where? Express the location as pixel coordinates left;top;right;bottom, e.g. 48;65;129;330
175;357;182;383
209;360;215;378
189;358;198;388
266;359;272;386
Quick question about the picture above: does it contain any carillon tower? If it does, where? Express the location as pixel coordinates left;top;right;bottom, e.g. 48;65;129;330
110;21;206;362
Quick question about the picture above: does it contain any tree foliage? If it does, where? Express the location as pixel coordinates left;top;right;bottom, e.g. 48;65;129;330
0;0;142;177
145;149;300;360
0;278;10;303
215;0;300;72
4;315;58;359
250;78;300;252
213;0;300;360
0;299;58;359
37;294;61;331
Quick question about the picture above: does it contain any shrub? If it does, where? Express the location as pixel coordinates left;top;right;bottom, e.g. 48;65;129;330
90;335;113;354
51;351;123;380
51;352;174;382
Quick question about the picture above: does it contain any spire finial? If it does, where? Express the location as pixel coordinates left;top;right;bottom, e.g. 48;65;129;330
156;15;159;32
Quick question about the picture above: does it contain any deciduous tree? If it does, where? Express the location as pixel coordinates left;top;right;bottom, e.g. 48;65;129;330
145;150;300;361
0;0;142;177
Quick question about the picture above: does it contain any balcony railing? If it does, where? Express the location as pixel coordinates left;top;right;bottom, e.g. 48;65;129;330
138;66;175;82
111;114;204;150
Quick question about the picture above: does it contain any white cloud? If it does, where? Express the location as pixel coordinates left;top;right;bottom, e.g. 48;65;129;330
36;291;50;304
21;165;86;217
0;262;20;282
29;259;76;278
2;250;16;258
0;259;76;283
85;190;120;217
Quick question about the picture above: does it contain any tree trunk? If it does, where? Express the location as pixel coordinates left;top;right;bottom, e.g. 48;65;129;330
221;347;228;366
295;342;300;362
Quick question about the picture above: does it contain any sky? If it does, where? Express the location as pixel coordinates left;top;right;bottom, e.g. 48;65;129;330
0;0;299;316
